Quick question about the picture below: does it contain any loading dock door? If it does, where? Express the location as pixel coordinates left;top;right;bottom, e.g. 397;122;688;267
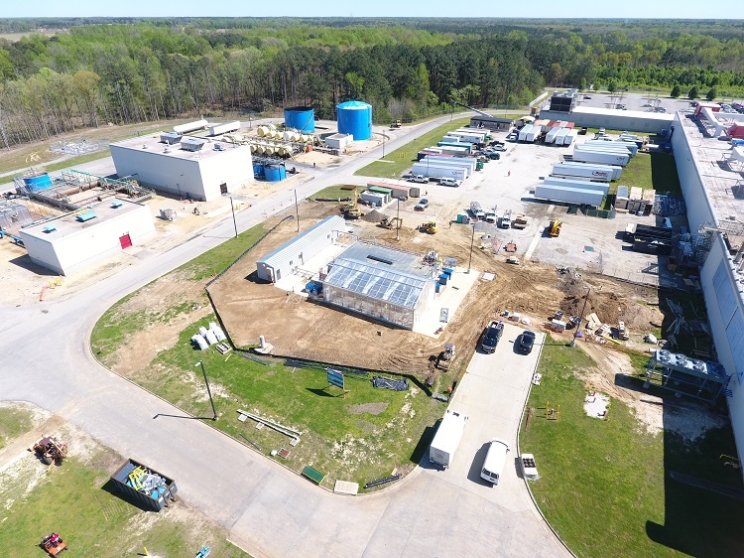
119;234;132;249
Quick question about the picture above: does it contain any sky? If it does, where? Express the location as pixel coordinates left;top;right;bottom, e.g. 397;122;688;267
4;0;739;20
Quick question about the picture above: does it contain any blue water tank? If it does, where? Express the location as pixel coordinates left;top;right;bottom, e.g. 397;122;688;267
337;100;372;141
264;165;286;182
253;164;265;178
23;173;53;192
284;106;315;133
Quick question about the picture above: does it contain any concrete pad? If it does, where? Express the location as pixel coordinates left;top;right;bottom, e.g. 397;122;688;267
334;480;359;495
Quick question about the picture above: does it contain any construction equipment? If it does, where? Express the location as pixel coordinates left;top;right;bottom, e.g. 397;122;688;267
512;214;528;229
390;120;402;129
419;220;438;234
195;546;212;557
32;436;68;466
40;533;68;556
549;220;562;237
506;256;521;265
498;209;512;229
379;215;403;230
436;343;456;371
339;185;361;220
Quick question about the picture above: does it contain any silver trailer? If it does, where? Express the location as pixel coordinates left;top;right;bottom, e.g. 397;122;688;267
545;128;561;144
518;124;534;142
557;161;623;180
572;149;630;167
422;156;475;173
535;184;606;206
562;129;579;146
411;163;467;182
583;140;637;156
551;163;613;182
542;177;610;195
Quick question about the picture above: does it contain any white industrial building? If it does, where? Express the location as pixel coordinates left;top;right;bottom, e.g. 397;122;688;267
256;216;346;283
321;242;437;329
19;198;155;275
671;108;744;472
540;106;674;133
110;133;253;202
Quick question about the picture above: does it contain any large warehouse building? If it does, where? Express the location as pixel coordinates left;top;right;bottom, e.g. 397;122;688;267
20;198;155;275
321;242;437;329
671;107;744;467
110;133;253;201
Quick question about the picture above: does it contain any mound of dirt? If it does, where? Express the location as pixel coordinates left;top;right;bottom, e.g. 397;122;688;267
363;209;384;223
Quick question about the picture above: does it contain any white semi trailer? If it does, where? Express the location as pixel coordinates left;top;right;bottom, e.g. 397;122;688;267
571;150;630;166
552;163;614;182
556;161;623;180
411;163;467;182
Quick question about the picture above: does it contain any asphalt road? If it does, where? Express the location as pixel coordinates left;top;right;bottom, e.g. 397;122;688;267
0;114;570;557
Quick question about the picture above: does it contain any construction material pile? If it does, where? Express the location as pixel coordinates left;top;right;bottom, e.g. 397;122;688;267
372;376;409;391
127;463;170;500
191;321;228;351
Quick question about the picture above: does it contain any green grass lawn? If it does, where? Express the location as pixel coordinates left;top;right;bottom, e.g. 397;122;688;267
521;339;744;558
0;406;33;450
136;325;444;488
355;117;473;179
309;185;355;200
0;454;247;557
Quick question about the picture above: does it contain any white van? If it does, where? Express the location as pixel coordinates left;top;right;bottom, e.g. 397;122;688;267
480;438;510;484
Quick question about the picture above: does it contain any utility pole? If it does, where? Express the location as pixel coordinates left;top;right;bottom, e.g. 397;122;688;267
571;287;591;347
230;197;238;239
294;189;300;232
466;223;476;274
196;361;217;420
396;198;400;241
382;130;385;159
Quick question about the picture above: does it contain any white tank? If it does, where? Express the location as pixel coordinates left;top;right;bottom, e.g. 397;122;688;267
257;126;269;137
174;119;208;134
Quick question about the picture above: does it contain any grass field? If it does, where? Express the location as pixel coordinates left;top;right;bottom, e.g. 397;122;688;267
308;185;355;200
0;407;33;450
521;340;744;558
0;454;247;557
91;221;443;489
355;116;473;179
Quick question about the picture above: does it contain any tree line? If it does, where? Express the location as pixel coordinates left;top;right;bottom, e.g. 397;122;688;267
0;18;743;149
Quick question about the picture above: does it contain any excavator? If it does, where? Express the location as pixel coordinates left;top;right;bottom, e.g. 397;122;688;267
379;215;403;230
549;220;562;237
339;185;361;220
419;220;438;234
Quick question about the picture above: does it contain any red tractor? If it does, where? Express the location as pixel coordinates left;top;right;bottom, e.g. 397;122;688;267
32;436;68;466
40;533;68;556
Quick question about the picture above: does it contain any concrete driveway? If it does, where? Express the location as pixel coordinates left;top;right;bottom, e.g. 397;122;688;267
0;115;570;558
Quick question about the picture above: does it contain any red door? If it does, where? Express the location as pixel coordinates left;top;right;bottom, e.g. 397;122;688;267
119;234;132;249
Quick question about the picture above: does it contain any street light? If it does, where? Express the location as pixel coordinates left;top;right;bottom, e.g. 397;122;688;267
195;361;218;420
570;286;591;347
466;222;476;274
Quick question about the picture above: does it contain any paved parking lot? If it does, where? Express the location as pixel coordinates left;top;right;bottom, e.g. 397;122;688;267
569;92;694;114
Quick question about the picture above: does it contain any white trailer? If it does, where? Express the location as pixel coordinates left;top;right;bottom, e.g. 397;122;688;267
562;129;578;146
552;163;613;182
411;163;467;182
173;119;208;134
557;161;623;180
518;124;534;142
429;410;468;469
447;131;484;144
583;140;637;156
553;128;569;145
419;155;478;174
455;128;489;140
535;184;606;206
545;128;561;144
543;177;610;195
572;149;630;166
420;159;471;178
525;126;539;143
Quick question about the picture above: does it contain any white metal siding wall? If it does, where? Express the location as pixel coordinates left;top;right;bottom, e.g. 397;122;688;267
700;236;744;463
538;110;670;133
23;205;155;275
21;234;63;274
110;145;205;200
196;146;253;200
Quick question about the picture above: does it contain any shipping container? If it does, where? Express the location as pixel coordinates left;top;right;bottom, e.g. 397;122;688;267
437;141;472;153
534;184;606;206
367;181;412;200
110;458;178;512
208;121;241;136
571;150;630;166
551;163;612;182
411;163;467;181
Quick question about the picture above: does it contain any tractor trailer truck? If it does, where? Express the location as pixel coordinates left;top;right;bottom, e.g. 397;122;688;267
429;410;468;469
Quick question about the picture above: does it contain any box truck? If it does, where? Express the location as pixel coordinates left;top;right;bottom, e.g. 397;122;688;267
571;150;630;166
429;410;468;469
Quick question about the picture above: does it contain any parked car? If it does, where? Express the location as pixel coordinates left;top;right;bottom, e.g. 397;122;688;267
579;127;588;135
414;198;429;211
480;320;504;354
491;145;506;152
408;175;428;184
583;95;592;99
506;133;518;141
440;178;461;187
517;330;536;355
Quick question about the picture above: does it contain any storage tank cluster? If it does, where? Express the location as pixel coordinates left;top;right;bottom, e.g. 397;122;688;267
337;100;372;141
284;106;316;133
253;163;287;182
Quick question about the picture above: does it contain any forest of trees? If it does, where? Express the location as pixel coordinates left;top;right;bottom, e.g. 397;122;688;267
0;18;743;148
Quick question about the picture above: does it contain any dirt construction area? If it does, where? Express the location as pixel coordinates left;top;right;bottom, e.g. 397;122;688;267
208;201;668;379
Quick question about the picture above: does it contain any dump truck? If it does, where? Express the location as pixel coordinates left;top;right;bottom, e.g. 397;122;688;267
511;214;528;229
110;458;178;512
429;410;468;469
549;220;562;237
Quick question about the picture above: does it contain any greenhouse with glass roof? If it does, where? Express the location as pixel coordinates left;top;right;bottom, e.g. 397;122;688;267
321;242;437;329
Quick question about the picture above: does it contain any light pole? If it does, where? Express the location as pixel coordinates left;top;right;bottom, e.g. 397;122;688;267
230;197;238;239
466;222;476;274
382;129;386;159
196;361;218;420
571;286;591;347
396;198;401;241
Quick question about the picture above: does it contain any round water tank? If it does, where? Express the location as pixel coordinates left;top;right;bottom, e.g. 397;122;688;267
23;173;53;192
264;165;286;182
257;125;269;137
337;100;372;141
284;106;316;133
253;163;265;178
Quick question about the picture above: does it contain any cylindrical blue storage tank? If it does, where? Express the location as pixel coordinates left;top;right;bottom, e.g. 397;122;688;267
264;165;286;182
337;100;372;141
23;173;53;192
253;164;265;178
284;106;315;133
